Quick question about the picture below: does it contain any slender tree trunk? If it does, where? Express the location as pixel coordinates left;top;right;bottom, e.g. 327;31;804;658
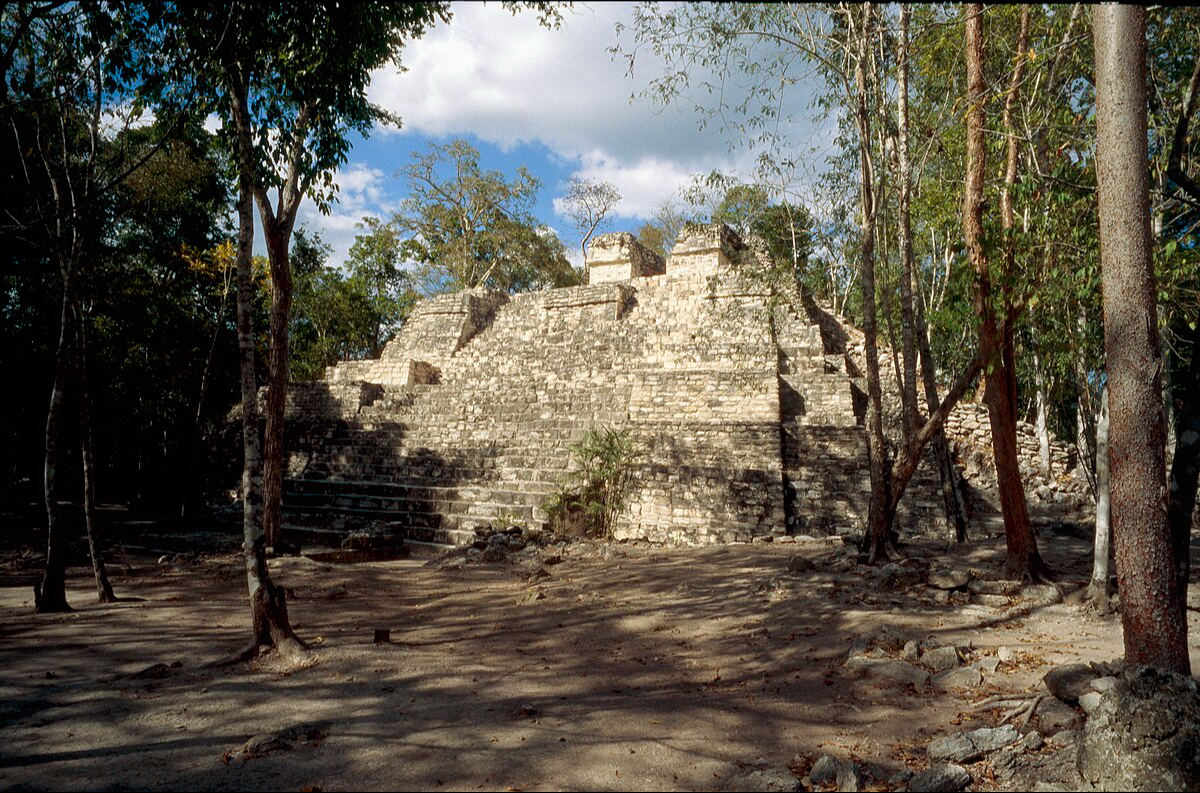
965;3;1046;581
73;296;114;602
914;251;969;542
222;65;306;664
1094;4;1189;674
1034;348;1052;477
895;2;966;542
261;229;291;552
850;4;893;563
896;4;920;442
1073;304;1095;490
254;106;311;554
916;290;969;542
887;349;987;522
38;281;74;613
1088;386;1111;610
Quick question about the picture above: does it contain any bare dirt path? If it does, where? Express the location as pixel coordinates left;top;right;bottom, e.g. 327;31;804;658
1;531;1196;791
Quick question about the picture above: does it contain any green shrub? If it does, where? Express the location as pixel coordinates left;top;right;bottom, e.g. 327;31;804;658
545;426;638;540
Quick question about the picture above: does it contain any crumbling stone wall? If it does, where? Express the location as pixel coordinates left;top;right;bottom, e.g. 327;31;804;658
283;223;1072;546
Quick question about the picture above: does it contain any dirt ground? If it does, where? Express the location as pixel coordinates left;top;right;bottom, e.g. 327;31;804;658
2;522;1198;792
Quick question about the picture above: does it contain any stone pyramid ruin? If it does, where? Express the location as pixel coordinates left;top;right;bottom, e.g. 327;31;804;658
279;224;1083;548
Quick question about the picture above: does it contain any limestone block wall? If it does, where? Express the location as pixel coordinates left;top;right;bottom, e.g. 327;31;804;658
587;232;666;283
286;225;788;544
284;223;1071;544
326;289;509;386
943;403;1090;514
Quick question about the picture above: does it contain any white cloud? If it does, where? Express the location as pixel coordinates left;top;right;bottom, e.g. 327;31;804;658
369;2;827;223
555;150;732;222
294;163;393;266
285;2;837;264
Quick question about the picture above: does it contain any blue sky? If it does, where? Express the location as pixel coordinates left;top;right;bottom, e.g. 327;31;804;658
281;2;836;268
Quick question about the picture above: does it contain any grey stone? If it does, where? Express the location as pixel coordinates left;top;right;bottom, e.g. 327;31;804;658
908;763;971;792
921;645;961;672
1089;675;1117;694
240;733;290;756
928;588;951;604
1078;665;1200;791
836;763;863;792
1022;731;1045;751
808;754;861;792
928;725;1020;763
972;592;1012;607
843;656;928;688
1077;691;1103;714
931;666;983;690
928;569;971;590
1043;662;1098;701
902;639;921;663
998;646;1017;663
480;545;507;563
721;764;800;792
1020;584;1063;606
975;657;1001;674
809;754;843;785
1035;699;1080;734
831;557;856;573
968;579;1022;596
787;554;815;573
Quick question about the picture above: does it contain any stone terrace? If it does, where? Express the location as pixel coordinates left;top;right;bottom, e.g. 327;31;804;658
280;224;1017;548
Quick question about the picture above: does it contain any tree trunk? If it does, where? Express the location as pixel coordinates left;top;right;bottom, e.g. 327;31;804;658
1034;349;1051;477
73;295;115;603
915;251;969;542
851;4;893;563
1088;386;1111;610
225;65;307;664
1094;4;1190;674
261;228;291;553
254;106;312;554
38;282;74;613
896;4;920;442
964;3;1046;581
887;349;986;523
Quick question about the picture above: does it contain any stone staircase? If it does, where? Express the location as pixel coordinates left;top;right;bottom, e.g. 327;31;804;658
277;225;952;551
773;297;946;536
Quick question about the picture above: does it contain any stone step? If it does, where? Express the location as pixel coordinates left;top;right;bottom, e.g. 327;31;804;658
283;522;475;548
296;462;567;486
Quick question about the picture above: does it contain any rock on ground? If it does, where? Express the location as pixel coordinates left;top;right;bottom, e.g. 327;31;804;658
843;656;928;688
809;754;862;791
928;725;1020;764
720;763;800;792
1077;665;1200;791
908;763;971;792
1043;662;1099;702
931;666;983;690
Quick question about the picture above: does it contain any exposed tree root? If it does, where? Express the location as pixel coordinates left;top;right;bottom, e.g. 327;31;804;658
964;690;1044;727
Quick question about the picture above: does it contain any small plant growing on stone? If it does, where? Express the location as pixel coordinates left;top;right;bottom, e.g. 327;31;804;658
546;426;638;541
